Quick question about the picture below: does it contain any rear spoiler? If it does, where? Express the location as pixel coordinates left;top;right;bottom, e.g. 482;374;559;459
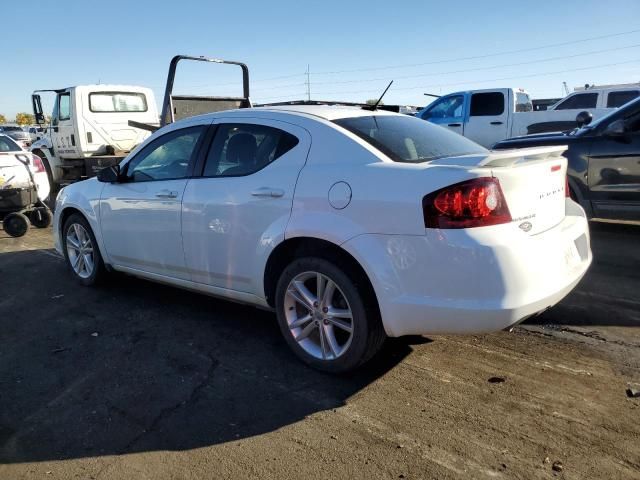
479;145;568;168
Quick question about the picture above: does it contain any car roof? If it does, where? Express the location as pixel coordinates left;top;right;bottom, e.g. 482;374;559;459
204;105;401;122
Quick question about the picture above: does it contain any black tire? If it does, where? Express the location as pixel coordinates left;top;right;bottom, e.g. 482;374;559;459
2;213;30;237
275;256;386;373
29;207;52;228
62;213;106;286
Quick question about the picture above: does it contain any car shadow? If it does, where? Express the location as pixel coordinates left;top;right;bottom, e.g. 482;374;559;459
0;248;417;463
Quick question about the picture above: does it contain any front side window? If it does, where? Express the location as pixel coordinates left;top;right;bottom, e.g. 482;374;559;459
555;93;598;110
606;90;640;108
58;93;71;121
470;92;505;116
89;92;148;112
334;115;486;163
203;123;299;177
125;126;205;182
420;95;464;120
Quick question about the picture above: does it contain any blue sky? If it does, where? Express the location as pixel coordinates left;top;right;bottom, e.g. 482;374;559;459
1;0;639;119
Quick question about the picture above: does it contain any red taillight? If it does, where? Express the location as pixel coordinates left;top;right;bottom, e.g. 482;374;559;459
31;154;46;173
423;177;512;229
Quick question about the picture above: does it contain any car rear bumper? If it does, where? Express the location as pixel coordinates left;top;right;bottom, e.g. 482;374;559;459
342;199;592;337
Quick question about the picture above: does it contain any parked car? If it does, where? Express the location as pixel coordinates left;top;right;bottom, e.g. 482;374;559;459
417;86;636;148
27;126;46;142
0;125;31;149
493;97;640;221
53;106;591;372
0;134;51;235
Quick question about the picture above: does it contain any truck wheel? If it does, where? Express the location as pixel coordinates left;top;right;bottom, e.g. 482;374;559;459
275;257;386;373
3;213;30;237
30;207;52;228
62;213;106;286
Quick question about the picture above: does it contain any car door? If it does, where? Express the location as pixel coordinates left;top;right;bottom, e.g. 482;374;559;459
463;91;509;148
99;122;208;279
181;118;311;294
419;94;466;136
52;91;79;158
587;113;640;220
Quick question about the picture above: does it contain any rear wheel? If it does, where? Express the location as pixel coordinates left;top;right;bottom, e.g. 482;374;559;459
2;213;29;237
29;207;52;228
62;213;106;286
275;257;385;373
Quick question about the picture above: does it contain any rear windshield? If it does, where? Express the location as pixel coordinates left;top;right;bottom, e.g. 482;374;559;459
333;115;486;163
0;136;21;151
89;92;148;113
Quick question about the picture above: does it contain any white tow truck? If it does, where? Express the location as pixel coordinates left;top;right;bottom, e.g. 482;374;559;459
30;85;159;194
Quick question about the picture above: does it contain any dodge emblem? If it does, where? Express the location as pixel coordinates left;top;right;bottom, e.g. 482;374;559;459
519;221;532;232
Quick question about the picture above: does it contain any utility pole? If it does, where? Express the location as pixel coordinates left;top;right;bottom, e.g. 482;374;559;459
305;64;311;102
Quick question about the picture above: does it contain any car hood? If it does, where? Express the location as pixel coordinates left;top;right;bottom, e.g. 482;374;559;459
492;131;575;150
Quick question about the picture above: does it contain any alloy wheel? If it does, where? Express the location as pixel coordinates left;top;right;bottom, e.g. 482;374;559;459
284;271;354;360
66;223;95;279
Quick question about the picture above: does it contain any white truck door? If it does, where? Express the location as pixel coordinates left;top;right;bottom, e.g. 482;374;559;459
463;90;510;148
51;91;80;159
418;93;466;136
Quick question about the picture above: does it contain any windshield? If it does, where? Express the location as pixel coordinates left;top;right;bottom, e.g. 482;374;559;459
333;115;486;163
0;136;21;151
1;126;23;132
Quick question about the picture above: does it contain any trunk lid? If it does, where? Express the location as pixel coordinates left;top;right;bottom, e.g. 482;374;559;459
431;146;568;235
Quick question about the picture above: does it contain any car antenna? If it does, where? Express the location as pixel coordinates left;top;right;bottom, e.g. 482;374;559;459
366;80;393;111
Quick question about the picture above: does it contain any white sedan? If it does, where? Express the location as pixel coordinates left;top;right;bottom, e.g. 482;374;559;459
53;106;592;372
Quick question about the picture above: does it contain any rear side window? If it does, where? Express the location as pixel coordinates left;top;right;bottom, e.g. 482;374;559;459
334;115;486;163
89;92;148;112
515;92;533;112
470;92;505;116
203;123;299;177
555;93;597;110
607;90;640;108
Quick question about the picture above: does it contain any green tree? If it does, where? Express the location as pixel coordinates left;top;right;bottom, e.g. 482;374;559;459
15;113;35;125
0;114;6;124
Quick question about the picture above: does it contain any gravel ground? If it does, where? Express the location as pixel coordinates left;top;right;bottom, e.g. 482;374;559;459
0;220;639;479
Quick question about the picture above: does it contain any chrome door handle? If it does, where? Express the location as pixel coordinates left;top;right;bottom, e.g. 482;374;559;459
251;187;284;198
155;190;178;199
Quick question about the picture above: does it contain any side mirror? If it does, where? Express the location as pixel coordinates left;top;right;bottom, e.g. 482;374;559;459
97;164;121;183
603;119;627;138
575;111;593;127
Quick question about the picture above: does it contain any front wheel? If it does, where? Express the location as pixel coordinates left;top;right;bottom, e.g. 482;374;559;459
62;213;106;286
275;257;386;373
30;207;52;228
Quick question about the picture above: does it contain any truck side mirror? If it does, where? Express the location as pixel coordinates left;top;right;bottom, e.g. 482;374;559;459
603;119;627;138
97;164;121;183
575;111;593;128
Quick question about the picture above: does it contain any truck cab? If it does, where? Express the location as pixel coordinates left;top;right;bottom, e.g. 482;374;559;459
418;88;531;147
31;85;158;190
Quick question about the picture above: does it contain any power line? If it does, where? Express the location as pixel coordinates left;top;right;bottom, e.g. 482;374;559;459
310;28;640;76
311;43;640;86
307;59;640;98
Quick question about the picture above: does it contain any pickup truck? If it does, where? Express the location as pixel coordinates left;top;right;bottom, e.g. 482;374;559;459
417;86;639;148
